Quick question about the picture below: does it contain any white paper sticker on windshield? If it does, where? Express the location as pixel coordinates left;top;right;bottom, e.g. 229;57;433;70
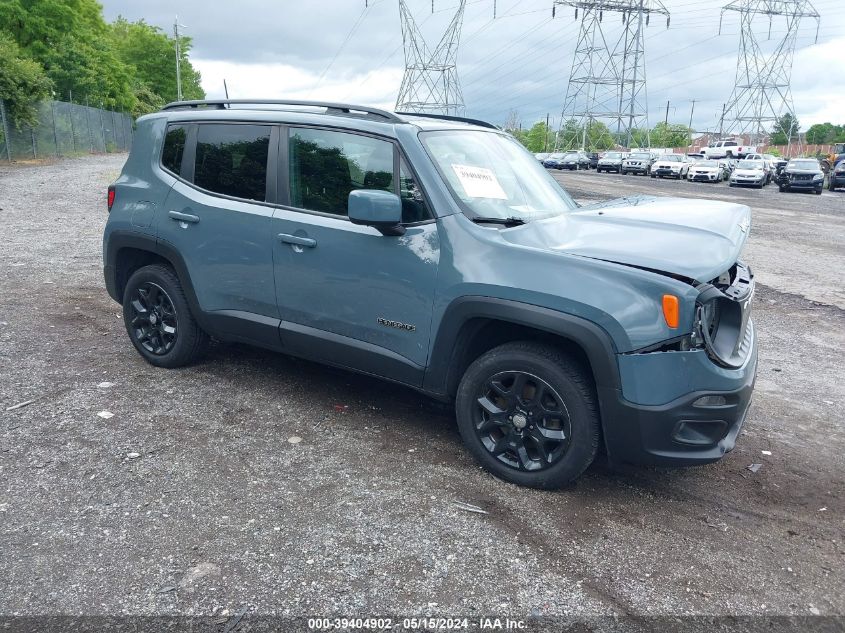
451;164;508;199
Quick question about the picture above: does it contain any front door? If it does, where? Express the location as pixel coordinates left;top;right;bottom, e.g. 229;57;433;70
272;126;439;386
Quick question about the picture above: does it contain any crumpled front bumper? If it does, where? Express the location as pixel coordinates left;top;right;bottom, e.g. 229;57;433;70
599;323;758;466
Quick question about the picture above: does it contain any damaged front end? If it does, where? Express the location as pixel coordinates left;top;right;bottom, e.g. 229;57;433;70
608;260;758;465
691;261;755;368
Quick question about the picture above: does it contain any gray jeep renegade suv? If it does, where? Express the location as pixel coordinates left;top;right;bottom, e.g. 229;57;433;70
103;99;757;489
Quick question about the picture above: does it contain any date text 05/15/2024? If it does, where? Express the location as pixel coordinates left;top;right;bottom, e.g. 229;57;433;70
307;617;527;630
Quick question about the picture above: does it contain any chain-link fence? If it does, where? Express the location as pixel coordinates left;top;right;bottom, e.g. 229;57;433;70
0;99;133;162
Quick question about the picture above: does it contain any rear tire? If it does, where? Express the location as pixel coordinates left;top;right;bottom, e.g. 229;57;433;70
455;342;600;489
122;264;210;368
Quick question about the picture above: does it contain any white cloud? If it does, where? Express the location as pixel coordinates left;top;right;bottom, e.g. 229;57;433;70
194;59;404;111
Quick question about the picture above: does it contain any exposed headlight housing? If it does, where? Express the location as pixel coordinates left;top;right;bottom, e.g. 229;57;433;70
693;263;755;368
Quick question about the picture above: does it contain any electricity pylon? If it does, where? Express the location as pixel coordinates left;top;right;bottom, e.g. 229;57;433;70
718;0;820;146
395;0;467;115
554;0;669;150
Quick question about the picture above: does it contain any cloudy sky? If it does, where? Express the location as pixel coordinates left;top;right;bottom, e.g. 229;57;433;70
100;0;844;133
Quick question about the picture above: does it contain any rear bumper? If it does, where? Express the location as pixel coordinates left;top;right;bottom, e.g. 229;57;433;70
601;325;758;466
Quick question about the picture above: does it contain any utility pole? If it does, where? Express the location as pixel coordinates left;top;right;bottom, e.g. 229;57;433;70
688;99;697;145
664;100;670;126
174;16;184;102
545;112;550;152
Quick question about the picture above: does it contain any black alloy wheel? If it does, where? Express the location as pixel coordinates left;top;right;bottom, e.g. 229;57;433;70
128;282;178;355
122;264;209;368
455;341;599;488
473;371;572;472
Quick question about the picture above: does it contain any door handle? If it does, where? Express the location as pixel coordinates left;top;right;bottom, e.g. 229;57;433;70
278;233;316;248
169;210;200;224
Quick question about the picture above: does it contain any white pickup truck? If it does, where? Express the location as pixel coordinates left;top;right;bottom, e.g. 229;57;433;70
698;140;757;159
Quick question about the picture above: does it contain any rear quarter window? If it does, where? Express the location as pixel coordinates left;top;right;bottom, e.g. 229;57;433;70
161;125;187;175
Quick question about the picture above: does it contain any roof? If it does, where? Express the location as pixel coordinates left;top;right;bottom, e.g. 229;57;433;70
151;99;499;134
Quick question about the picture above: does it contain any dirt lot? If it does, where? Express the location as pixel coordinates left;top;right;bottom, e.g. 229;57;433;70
1;155;843;627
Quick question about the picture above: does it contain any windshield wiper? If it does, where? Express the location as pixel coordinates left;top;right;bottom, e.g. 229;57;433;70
471;216;526;227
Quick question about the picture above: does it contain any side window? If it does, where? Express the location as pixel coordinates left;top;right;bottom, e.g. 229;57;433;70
289;128;395;216
194;124;270;201
161;125;187;175
399;159;430;223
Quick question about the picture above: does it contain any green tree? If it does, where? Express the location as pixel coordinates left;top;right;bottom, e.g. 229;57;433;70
650;122;693;148
771;113;800;145
524;121;554;153
805;122;845;145
110;17;204;110
0;32;52;126
585;120;615;150
0;0;135;109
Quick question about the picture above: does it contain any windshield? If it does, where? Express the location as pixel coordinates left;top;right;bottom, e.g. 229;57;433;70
738;160;763;169
699;160;718;167
659;155;681;162
420;130;578;221
603;152;622;159
788;160;819;170
562;153;579;160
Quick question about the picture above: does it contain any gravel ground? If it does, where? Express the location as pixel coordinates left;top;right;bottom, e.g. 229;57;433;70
0;155;843;628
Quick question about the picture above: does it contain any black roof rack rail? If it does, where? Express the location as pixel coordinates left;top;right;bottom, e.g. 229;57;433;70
160;99;404;123
395;111;498;130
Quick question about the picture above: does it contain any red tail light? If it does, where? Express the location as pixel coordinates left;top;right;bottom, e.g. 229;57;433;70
107;186;116;212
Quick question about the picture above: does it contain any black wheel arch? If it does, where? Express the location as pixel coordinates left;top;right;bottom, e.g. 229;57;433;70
423;297;621;398
105;231;206;330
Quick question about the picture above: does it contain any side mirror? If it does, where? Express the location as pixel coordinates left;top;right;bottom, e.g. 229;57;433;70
348;189;405;236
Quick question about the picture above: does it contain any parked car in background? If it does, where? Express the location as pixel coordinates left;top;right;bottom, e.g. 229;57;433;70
621;151;656;175
651;154;690;179
729;160;768;188
688;159;730;182
829;160;845;191
699;139;758;159
534;152;551;163
542;152;566;169
773;157;789;178
586;152;599;169
558;151;591;170
761;154;778;183
777;158;824;195
596;151;627;173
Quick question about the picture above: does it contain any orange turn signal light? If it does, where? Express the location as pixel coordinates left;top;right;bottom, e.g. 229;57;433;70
662;294;679;329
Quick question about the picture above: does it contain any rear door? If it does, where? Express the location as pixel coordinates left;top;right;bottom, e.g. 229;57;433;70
158;122;280;333
271;126;439;386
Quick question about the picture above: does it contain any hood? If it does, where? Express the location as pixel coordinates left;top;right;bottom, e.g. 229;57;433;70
734;168;764;176
654;160;682;168
692;164;720;171
498;196;751;283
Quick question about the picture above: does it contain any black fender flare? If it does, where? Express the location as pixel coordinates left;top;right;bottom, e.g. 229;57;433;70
104;230;206;329
422;296;622;397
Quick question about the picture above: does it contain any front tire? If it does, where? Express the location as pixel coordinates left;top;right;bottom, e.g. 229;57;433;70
122;264;210;368
455;342;600;489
